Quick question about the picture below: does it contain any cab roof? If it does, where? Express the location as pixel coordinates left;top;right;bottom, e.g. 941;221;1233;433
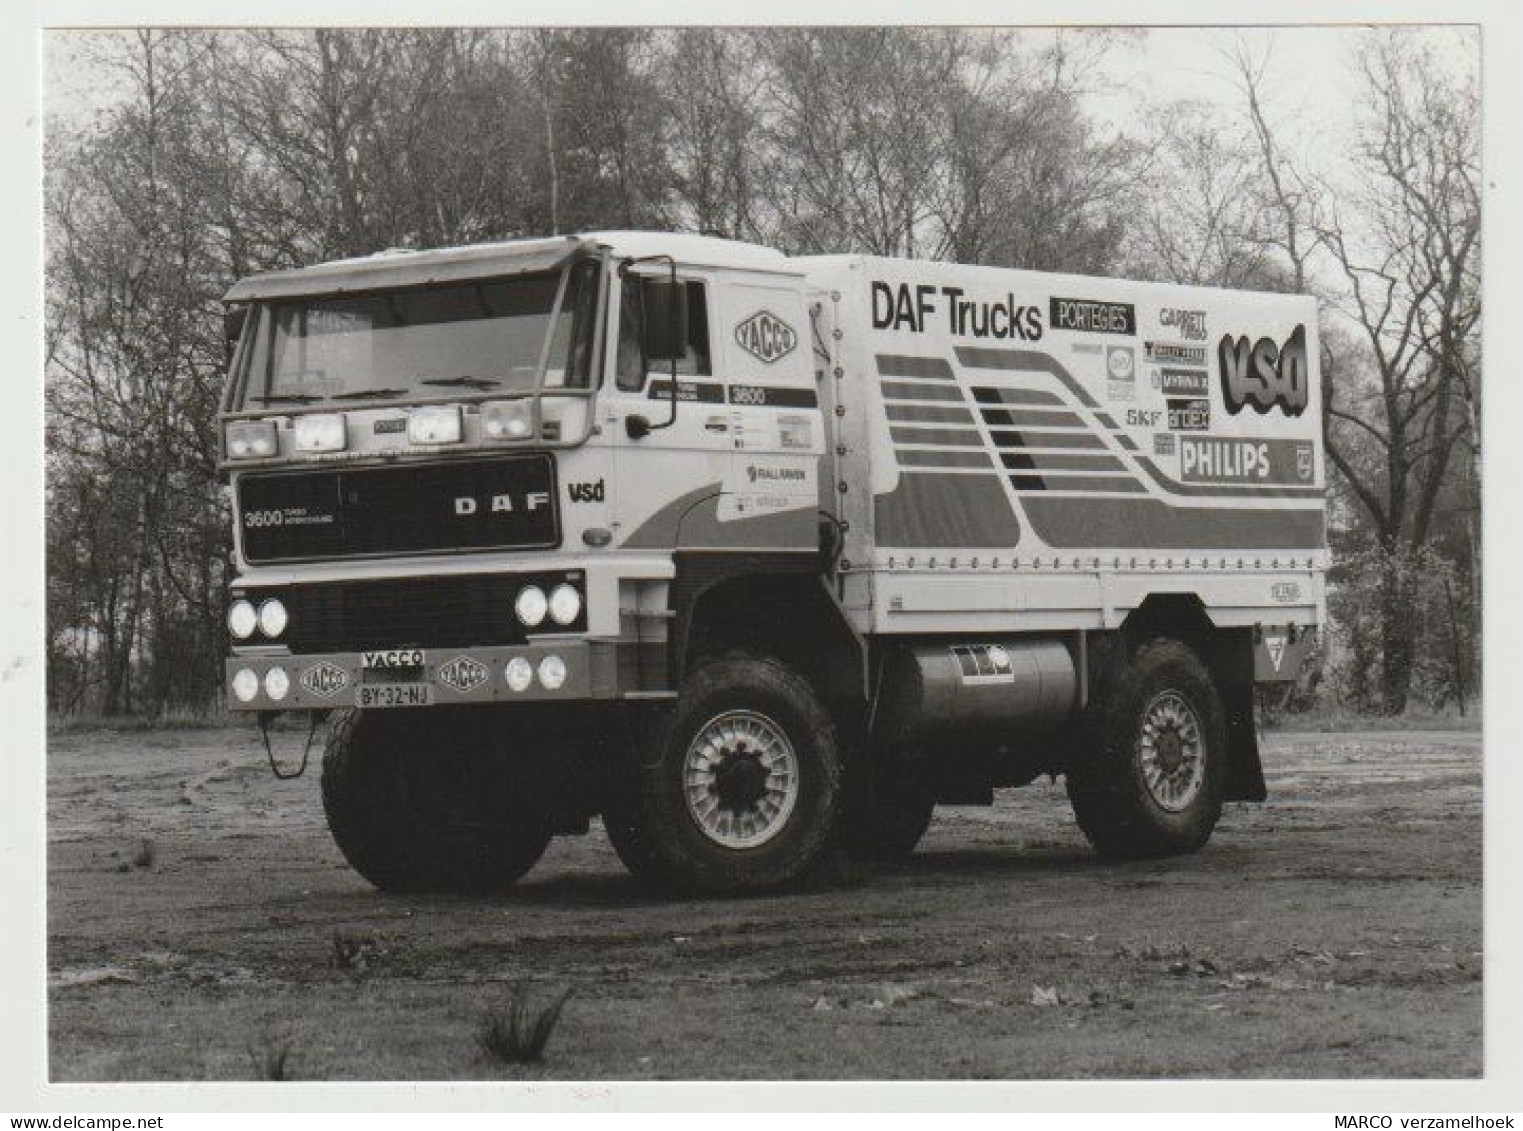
223;230;798;303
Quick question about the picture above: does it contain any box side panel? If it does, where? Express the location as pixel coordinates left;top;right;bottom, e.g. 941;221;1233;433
809;256;1326;635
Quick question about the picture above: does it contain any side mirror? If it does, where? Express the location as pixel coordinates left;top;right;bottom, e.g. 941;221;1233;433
223;307;247;366
642;278;689;362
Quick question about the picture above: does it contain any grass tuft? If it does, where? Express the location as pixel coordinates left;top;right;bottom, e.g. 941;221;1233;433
246;1037;295;1081
476;984;573;1065
131;839;156;869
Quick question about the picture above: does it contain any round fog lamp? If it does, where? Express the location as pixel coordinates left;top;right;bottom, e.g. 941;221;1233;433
504;656;534;693
538;654;567;691
227;599;257;640
548;584;581;626
515;585;548;628
257;598;288;638
231;668;260;703
264;666;290;701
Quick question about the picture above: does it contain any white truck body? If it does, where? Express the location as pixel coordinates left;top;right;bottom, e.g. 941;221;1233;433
216;232;1327;894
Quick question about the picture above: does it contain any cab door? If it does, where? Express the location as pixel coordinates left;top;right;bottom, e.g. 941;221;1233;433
606;269;734;551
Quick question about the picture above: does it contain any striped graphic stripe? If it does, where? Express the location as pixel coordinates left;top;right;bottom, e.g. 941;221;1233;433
885;403;976;425
1010;474;1147;494
881;380;965;403
1021;496;1325;550
980;407;1087;429
891;426;985;447
988;429;1108;451
899;449;995;470
876;354;955;380
1000;452;1129;473
972;387;1066;407
957;347;1100;408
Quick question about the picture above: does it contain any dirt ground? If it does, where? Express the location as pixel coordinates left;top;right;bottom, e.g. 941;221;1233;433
46;722;1482;1081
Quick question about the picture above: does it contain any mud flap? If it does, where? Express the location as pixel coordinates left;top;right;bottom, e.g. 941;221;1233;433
1221;681;1267;802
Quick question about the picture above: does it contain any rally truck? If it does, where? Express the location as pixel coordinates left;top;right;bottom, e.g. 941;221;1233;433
218;232;1324;894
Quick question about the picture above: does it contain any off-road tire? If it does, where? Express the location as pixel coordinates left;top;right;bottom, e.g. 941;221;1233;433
604;654;842;895
321;707;553;893
1066;638;1227;860
848;760;936;862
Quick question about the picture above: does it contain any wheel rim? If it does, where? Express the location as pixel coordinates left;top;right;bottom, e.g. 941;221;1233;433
1137;690;1206;813
682;710;800;849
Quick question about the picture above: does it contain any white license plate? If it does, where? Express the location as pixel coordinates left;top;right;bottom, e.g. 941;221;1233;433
356;683;432;709
363;648;424;669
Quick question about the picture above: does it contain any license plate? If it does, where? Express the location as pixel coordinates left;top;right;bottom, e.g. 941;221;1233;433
363;648;424;669
356;683;432;709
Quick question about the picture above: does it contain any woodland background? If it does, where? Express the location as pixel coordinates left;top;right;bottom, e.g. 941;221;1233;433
42;27;1481;718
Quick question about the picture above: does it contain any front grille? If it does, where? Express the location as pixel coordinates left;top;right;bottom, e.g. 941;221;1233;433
238;571;585;653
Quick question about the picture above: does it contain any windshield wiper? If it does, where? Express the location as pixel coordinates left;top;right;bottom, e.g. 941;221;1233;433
248;393;326;405
330;388;410;401
421;375;502;390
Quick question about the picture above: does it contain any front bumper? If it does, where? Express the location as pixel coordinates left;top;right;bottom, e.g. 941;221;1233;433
224;640;638;711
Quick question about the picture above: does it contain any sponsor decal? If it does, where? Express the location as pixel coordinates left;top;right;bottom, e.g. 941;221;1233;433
363;649;424;669
1106;346;1135;381
734;310;798;364
1166;397;1211;432
437;655;488;694
373;418;407;435
1266;635;1286;672
1160;368;1209;397
1180;438;1318;484
453;490;550;516
1050;296;1136;336
1126;408;1162;428
746;465;807;484
1070;342;1103;356
567;479;605;503
1108;381;1136;402
727;384;818;408
1145;341;1207;367
870;281;1043;341
648;379;725;403
300;662;348;698
951;643;1017;685
1218;324;1310;416
778;414;814;450
1159;307;1208;341
1153;432;1177;456
243;506;334;529
1270;581;1303;603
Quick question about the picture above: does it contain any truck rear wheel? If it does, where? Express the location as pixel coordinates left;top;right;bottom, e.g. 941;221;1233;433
321;707;553;893
605;654;842;895
1066;638;1226;859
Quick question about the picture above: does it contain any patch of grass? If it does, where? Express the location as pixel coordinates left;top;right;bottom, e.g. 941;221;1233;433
330;929;389;976
48;709;235;735
131;839;155;869
1269;702;1482;733
476;984;573;1065
246;1036;296;1081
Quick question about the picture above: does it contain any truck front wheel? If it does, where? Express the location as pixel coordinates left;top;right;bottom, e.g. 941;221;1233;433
320;707;553;892
1065;638;1227;859
605;654;842;895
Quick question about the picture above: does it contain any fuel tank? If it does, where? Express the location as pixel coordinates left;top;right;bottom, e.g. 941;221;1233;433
876;639;1078;747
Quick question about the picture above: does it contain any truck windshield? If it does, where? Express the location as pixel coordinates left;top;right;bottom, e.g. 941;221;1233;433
235;260;600;408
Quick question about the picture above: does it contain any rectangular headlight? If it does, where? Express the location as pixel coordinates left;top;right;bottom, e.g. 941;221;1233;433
408;404;462;445
226;419;278;460
293;413;347;453
481;400;535;441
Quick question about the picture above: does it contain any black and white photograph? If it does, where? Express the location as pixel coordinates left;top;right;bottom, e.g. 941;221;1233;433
4;0;1521;1117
